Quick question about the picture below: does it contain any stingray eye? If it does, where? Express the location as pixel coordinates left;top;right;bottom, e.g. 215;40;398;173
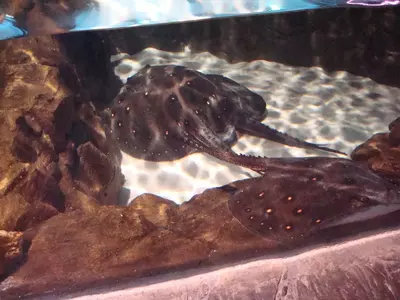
258;191;265;198
314;219;322;224
117;121;123;128
186;81;192;86
245;208;251;213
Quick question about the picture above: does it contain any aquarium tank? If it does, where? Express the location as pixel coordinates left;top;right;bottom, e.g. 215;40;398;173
0;1;399;299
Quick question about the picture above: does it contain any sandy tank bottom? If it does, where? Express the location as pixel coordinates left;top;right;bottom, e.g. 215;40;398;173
110;47;400;205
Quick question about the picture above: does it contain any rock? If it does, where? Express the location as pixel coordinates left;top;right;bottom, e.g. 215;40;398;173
0;36;71;233
178;188;276;261
351;116;400;179
62;104;124;206
0;193;59;232
0;32;123;296
0;230;23;277
0;189;272;297
0;27;123;239
128;193;179;228
0;194;29;232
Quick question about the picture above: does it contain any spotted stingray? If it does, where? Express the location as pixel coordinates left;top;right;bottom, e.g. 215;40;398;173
224;157;400;244
102;64;345;173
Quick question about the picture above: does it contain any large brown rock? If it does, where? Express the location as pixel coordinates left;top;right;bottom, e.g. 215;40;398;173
0;33;123;281
0;188;273;298
0;36;74;233
0;34;124;226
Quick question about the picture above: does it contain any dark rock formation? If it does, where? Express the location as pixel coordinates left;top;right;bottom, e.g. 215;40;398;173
0;29;124;281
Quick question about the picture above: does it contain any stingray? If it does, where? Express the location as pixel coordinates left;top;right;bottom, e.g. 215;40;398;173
102;64;345;173
224;157;400;244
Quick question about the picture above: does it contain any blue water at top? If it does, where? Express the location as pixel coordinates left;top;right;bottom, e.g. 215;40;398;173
0;0;398;40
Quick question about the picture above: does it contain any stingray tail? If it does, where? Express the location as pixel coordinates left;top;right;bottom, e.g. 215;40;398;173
203;149;267;174
237;120;347;156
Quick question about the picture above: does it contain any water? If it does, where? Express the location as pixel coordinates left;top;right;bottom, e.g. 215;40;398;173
1;5;400;300
1;0;399;40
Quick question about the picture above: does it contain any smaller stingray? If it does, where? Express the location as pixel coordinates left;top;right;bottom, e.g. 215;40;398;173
102;64;345;173
225;157;400;244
